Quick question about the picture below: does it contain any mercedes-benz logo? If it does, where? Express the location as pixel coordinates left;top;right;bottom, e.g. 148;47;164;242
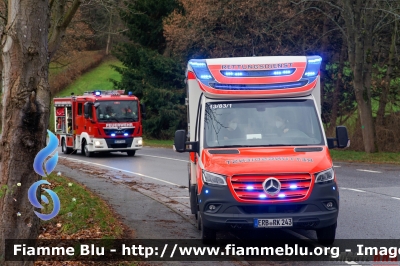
262;177;281;196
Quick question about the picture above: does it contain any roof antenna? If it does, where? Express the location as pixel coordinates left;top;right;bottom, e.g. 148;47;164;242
252;40;256;56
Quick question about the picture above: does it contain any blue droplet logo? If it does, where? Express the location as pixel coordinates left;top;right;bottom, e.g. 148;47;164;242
33;130;59;177
29;130;61;221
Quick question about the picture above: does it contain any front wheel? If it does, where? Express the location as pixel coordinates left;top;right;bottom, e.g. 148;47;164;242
200;213;216;244
83;142;93;157
127;150;136;156
316;222;337;245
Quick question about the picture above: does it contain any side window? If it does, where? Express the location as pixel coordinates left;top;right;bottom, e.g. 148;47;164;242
78;103;83;115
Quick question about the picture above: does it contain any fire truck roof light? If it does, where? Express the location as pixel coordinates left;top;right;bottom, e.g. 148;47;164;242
95;91;101;96
128;91;133;96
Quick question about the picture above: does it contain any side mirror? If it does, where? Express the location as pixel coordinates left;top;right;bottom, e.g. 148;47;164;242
174;130;199;153
336;126;350;148
174;130;186;152
83;102;93;119
140;103;146;119
327;126;350;149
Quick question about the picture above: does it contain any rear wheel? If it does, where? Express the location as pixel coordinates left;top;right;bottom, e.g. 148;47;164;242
62;139;73;154
316;222;337;245
127;150;136;156
200;213;216;244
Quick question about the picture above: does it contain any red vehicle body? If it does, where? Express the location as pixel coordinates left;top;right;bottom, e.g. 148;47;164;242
174;56;350;244
53;90;144;157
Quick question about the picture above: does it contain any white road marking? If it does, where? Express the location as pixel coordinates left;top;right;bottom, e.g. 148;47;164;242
59;156;182;187
341;188;366;193
333;165;341;168
356;169;382;173
137;154;188;163
391;197;400;201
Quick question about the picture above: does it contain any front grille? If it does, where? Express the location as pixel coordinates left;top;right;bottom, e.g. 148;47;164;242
240;205;305;214
230;173;312;202
103;128;135;136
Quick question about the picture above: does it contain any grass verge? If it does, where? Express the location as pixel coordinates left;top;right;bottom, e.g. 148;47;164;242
40;173;126;238
330;149;400;165
143;139;174;149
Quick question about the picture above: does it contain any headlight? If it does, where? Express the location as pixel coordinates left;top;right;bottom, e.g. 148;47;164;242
202;170;227;186
94;141;101;145
138;139;143;145
315;168;335;183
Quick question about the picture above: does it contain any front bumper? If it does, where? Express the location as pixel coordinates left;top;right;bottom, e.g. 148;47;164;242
199;181;339;230
88;137;143;152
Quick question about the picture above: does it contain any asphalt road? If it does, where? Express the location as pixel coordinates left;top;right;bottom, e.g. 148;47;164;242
58;146;400;265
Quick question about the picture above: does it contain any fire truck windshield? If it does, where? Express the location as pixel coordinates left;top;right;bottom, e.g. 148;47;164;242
96;100;139;122
204;99;324;148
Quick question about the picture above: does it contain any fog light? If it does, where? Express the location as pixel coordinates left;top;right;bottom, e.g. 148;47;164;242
209;205;216;210
326;202;333;208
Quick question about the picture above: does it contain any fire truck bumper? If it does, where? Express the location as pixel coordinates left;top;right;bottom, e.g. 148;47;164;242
198;181;338;231
89;137;143;151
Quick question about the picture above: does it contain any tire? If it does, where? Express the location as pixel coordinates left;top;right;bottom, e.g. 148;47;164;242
127;150;136;156
196;210;201;231
200;213;216;244
82;141;93;157
62;139;73;154
316;222;337;245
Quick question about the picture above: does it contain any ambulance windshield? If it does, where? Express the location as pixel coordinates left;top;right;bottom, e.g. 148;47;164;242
204;99;324;148
96;100;139;122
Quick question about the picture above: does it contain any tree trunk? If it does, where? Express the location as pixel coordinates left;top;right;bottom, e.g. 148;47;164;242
320;16;329;109
341;0;377;153
376;20;397;128
106;13;113;55
0;0;50;264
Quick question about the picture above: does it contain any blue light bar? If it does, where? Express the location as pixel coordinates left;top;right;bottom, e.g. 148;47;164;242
128;91;133;95
304;71;317;76
95;91;101;96
221;69;295;78
189;61;206;67
246;186;254;190
289;185;298;189
111;133;116;137
303;56;322;78
278;193;286;198
212;80;308;90
124;133;129;136
188;59;215;86
200;74;212;79
259;194;267;199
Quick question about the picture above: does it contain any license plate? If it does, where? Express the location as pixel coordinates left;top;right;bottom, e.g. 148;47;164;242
115;140;126;144
254;218;293;228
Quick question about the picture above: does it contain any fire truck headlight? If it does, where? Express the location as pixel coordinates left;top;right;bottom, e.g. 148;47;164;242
315;168;334;183
202;170;227;186
94;141;101;146
137;139;143;145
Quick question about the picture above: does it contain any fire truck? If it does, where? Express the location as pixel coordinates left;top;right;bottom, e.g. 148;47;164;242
174;56;350;244
53;90;145;157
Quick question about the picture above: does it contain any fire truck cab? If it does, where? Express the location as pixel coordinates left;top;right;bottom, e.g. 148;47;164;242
174;56;350;244
54;90;144;157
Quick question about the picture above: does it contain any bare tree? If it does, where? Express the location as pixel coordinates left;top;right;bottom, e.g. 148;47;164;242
0;0;83;264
